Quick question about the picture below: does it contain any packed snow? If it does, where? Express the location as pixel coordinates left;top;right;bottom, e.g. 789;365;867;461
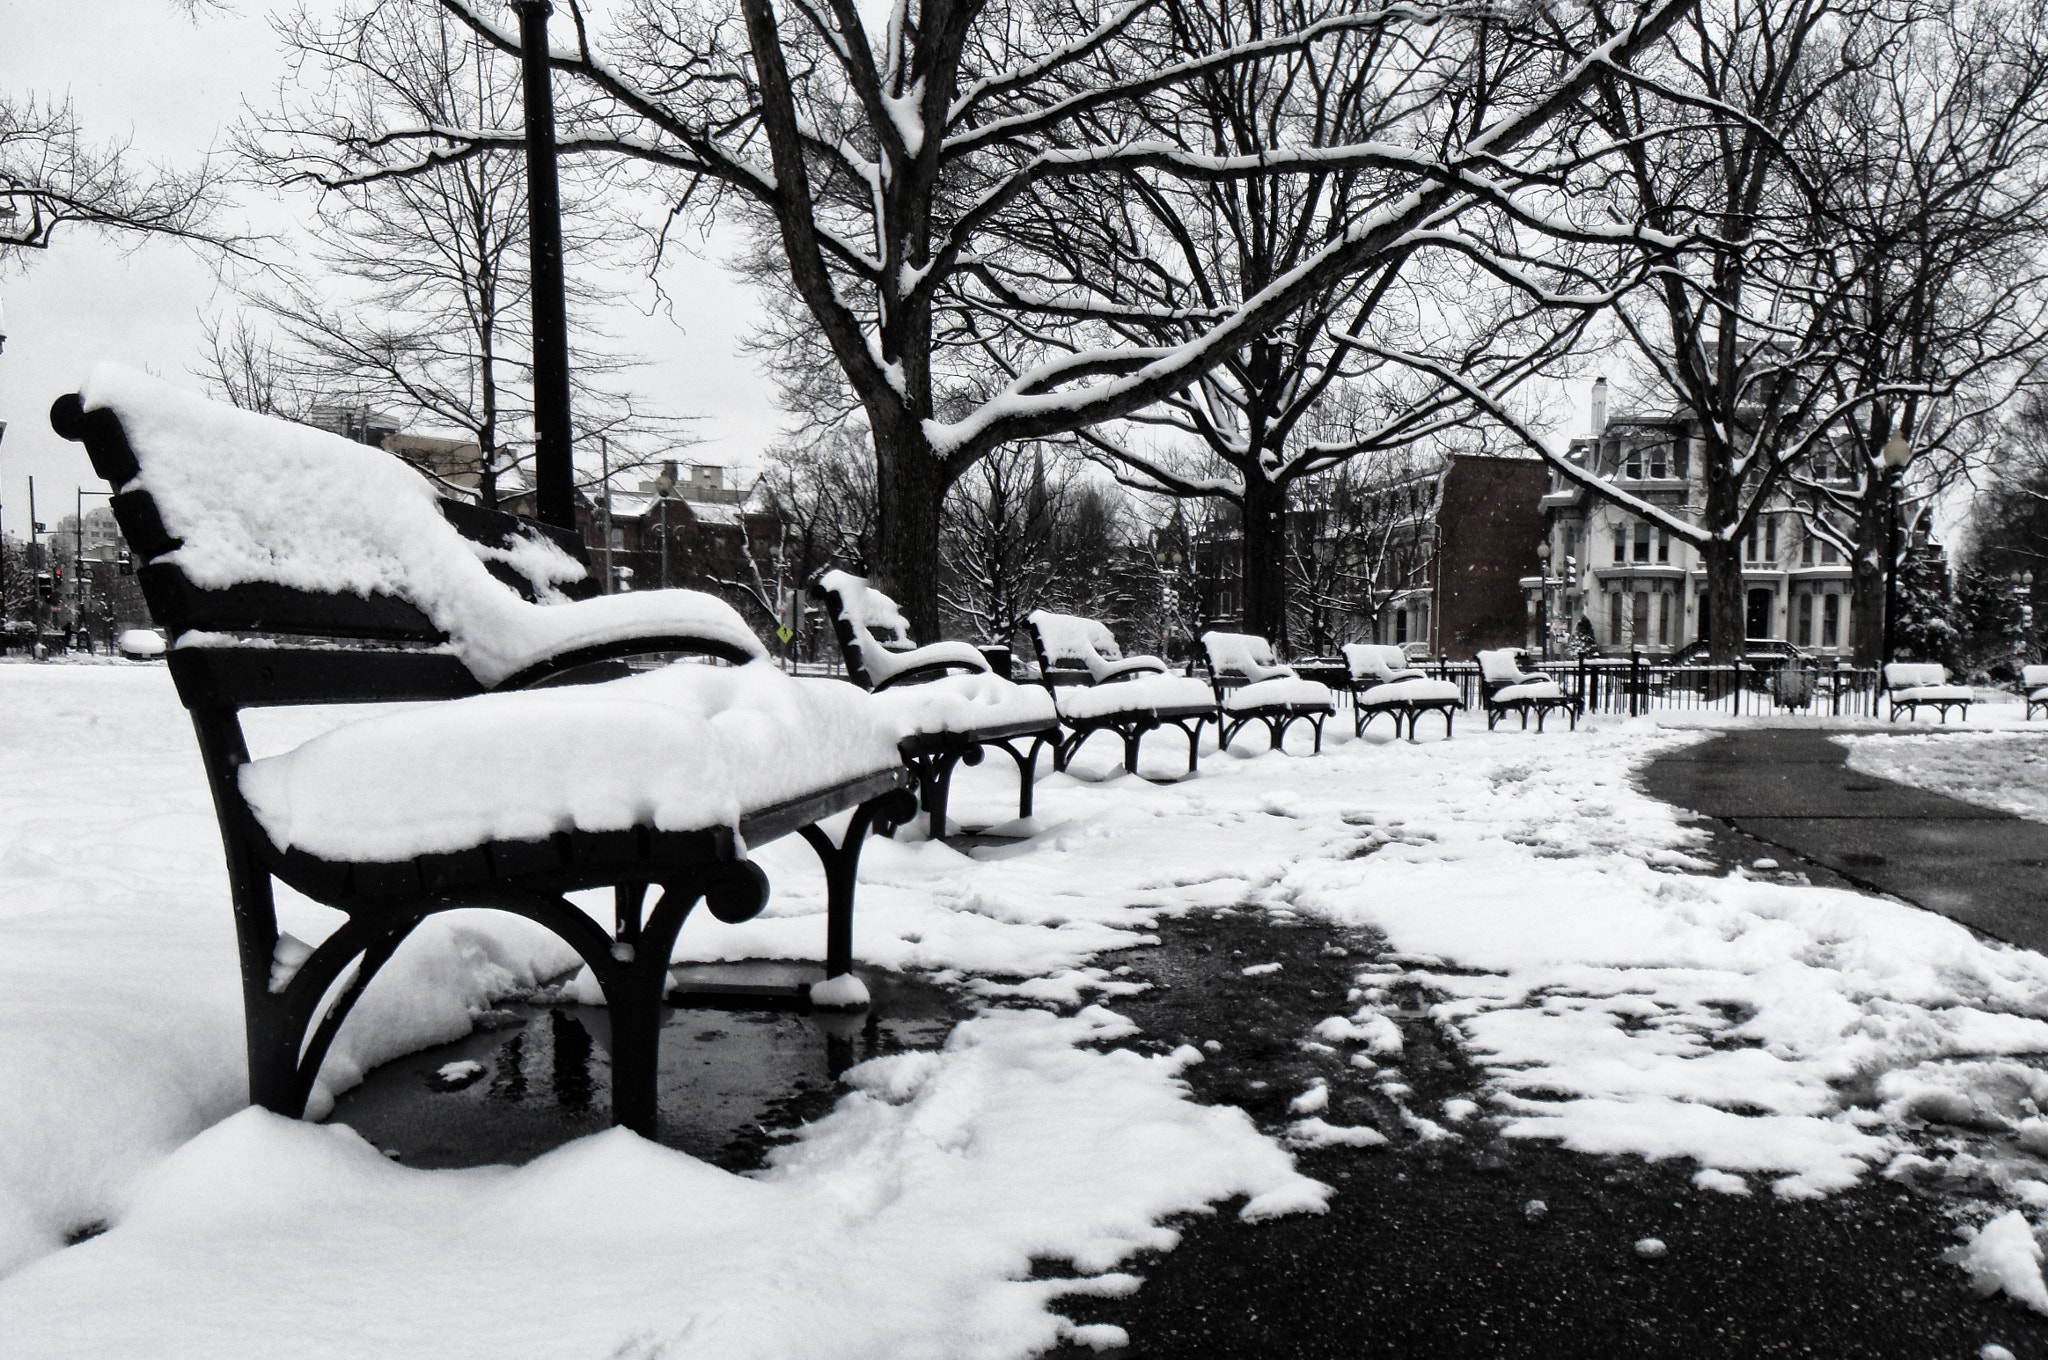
14;662;2048;1351
1840;729;2048;823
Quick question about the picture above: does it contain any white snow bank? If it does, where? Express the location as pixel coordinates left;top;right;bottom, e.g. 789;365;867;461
79;364;766;686
238;659;900;861
1840;730;2048;824
0;1007;1325;1359
0;667;580;1277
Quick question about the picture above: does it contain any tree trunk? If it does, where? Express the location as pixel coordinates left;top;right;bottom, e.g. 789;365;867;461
1702;536;1746;665
1701;451;1745;664
1849;477;1889;666
871;423;950;645
1240;474;1290;651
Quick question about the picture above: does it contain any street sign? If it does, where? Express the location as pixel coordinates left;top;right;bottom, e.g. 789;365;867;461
776;625;793;643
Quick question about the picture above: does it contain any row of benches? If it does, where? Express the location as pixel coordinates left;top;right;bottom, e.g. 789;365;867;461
49;366;1580;1147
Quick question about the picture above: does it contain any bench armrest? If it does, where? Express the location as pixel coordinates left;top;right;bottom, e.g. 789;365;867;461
870;640;993;691
487;590;769;690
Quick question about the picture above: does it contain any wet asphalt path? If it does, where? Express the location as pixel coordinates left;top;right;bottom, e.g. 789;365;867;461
1640;726;2048;952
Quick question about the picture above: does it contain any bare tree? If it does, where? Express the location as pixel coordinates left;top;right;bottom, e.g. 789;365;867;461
238;2;688;506
324;0;1690;638
1781;0;2048;662
195;311;320;420
0;94;242;260
966;0;1602;648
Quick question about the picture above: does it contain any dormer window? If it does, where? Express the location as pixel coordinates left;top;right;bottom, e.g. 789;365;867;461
1650;446;1667;479
1625;446;1642;479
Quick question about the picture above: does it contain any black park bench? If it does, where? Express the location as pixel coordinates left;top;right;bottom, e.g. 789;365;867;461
811;569;1060;838
53;368;913;1140
1199;630;1337;752
1025;609;1215;776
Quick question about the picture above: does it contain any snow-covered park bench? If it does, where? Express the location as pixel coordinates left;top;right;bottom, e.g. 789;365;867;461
1476;648;1581;731
2026;665;2048;721
1199;631;1336;752
1024;610;1216;776
51;367;915;1139
1341;643;1463;741
1883;662;1974;723
812;570;1060;838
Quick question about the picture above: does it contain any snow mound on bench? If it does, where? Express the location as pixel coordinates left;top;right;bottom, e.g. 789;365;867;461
79;365;766;686
868;670;1058;739
1053;672;1216;721
238;660;900;862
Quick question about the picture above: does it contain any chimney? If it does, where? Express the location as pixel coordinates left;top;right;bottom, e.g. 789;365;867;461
1590;377;1608;438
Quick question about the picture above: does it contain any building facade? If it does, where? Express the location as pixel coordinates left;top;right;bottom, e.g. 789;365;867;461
1524;381;1860;659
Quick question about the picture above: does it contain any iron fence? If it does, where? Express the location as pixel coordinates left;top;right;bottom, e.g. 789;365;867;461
1419;655;1883;720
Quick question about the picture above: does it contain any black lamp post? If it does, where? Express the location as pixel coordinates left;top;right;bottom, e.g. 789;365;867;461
1879;433;1914;665
516;1;574;532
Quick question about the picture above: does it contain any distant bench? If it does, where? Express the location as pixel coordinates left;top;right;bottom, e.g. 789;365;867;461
53;366;913;1139
1883;662;1973;723
1341;644;1462;741
1026;610;1215;776
1200;631;1336;752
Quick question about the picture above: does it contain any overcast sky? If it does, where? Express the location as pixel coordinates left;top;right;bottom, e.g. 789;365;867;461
0;0;783;535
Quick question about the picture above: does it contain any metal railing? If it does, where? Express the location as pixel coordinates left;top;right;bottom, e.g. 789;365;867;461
1417;654;1883;720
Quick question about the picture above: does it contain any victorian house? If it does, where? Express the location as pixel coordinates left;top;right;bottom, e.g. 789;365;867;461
1524;379;1859;658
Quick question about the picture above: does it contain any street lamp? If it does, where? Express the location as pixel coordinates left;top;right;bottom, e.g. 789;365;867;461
1880;433;1915;664
654;462;676;590
2013;569;2036;665
1151;528;1185;660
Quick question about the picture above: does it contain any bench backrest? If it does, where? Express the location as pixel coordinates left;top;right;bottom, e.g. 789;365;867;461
810;569;990;690
2024;665;2048;691
1476;648;1550;695
1201;631;1293;682
52;365;761;707
1028;610;1123;683
1341;643;1418;684
1883;662;1949;690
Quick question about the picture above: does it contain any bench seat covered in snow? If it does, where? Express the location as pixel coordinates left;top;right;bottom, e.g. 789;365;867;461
1026;610;1215;776
2026;665;2048;722
1883;662;1974;723
1341;644;1462;740
1199;631;1335;752
1476;649;1580;731
52;366;915;1139
812;570;1059;838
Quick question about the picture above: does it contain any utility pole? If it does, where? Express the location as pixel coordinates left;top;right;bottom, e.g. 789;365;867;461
516;0;574;532
75;487;85;652
28;475;43;658
598;436;613;593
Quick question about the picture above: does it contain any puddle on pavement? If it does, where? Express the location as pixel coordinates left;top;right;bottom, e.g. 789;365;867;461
329;961;964;1171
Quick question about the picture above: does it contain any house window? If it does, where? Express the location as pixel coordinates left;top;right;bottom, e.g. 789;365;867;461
1822;593;1841;647
1613;526;1627;564
1564;527;1578;564
1632;591;1649;646
1822;540;1839;565
1395;608;1408;644
1765;517;1778;562
1801;536;1815;567
1657;531;1671;564
1609;591;1623;645
1626;445;1642;479
1651;445;1668;479
1633;523;1652;563
1745;524;1759;560
1658;591;1673;645
1797;593;1814;646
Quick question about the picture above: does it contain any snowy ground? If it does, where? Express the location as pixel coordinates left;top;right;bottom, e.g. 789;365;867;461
9;662;2048;1353
1841;724;2048;824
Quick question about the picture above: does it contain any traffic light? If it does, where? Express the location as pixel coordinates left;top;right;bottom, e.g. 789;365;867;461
118;550;133;577
35;571;52;601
